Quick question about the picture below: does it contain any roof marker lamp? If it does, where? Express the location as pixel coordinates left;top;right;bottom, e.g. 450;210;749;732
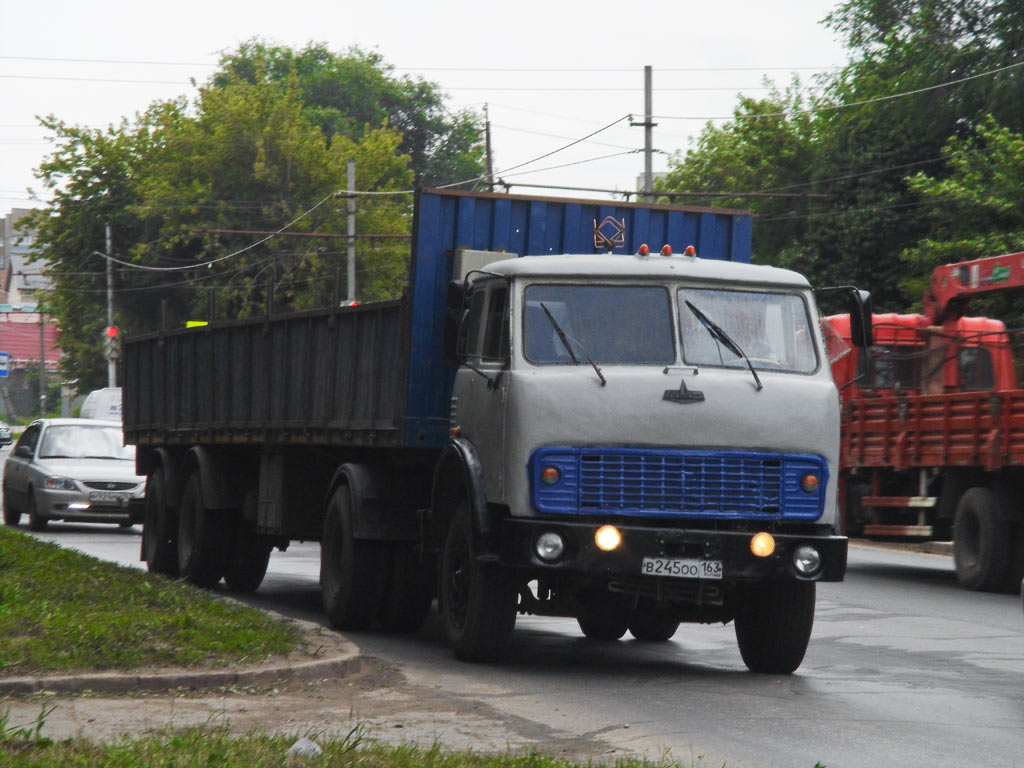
750;532;776;558
637;244;650;256
595;525;622;551
660;244;673;256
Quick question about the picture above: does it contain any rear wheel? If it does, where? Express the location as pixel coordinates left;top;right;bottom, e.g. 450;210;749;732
224;518;273;593
176;472;227;588
2;483;20;526
734;581;815;674
439;502;517;661
577;615;629;641
628;611;679;642
378;542;435;633
27;491;47;531
953;487;1011;592
320;486;387;630
142;469;178;576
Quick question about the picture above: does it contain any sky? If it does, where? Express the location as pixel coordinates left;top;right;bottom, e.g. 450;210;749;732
0;0;850;212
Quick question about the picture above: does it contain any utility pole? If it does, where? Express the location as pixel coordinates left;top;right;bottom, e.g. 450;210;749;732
630;65;657;202
347;159;356;303
484;103;494;193
106;222;116;387
39;309;46;416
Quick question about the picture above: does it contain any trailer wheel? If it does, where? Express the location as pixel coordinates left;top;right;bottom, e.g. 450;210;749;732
628;612;679;642
577;615;629;641
320;486;386;630
378;543;435;633
439;502;517;661
953;487;1011;592
2;482;21;526
223;520;272;593
176;472;227;588
734;580;815;674
142;468;178;576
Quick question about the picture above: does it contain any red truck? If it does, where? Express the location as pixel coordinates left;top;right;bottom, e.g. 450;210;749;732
828;251;1024;592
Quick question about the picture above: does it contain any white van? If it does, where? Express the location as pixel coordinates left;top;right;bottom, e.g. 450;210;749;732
80;387;122;422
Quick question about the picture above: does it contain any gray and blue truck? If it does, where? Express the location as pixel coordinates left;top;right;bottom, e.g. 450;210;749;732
124;188;869;673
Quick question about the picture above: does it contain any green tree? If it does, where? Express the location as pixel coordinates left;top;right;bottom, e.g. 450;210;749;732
900;118;1024;305
215;42;487;188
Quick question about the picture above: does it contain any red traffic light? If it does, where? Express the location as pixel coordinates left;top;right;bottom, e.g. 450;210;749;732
106;326;119;338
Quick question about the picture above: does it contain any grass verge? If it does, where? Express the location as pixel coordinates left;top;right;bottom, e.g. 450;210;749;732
0;526;300;676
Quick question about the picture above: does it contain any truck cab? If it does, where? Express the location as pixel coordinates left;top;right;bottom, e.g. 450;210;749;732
442;249;851;671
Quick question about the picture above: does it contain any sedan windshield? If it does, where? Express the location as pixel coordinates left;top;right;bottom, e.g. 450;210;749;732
678;287;818;374
38;425;135;460
524;284;675;365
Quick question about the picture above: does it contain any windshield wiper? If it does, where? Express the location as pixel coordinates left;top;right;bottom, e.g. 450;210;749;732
539;303;606;386
684;300;763;391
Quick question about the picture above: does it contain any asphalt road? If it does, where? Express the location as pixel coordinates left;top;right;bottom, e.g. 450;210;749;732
11;510;1024;768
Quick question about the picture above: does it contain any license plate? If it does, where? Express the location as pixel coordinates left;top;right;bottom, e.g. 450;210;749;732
89;491;129;505
641;557;723;580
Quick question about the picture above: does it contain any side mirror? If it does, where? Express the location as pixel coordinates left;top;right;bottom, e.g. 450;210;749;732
849;289;873;348
15;445;32;459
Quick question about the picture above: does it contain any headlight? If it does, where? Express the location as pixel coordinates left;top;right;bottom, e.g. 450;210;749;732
793;544;822;576
534;532;565;561
44;476;77;491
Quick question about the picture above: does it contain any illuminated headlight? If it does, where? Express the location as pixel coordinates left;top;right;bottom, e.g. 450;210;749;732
750;532;776;557
534;532;565;562
595;525;622;551
793;544;822;576
44;476;77;491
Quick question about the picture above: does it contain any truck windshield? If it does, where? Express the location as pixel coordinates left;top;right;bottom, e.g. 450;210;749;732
678;287;818;374
524;284;674;365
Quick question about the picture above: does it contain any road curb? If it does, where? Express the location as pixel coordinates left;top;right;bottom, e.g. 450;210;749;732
0;618;363;696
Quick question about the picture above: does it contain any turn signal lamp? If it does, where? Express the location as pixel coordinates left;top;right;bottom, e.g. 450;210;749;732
750;532;776;558
595;525;622;551
800;473;820;493
540;466;560;486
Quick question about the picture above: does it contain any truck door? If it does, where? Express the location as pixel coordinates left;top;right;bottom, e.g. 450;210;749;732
452;279;510;501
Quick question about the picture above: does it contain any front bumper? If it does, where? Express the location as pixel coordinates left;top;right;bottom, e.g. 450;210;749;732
43;495;144;524
499;518;847;582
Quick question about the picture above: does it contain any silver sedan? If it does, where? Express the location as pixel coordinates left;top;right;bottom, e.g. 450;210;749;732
1;418;145;530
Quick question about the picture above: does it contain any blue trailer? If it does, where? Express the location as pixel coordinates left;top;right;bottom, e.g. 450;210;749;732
123;188;860;673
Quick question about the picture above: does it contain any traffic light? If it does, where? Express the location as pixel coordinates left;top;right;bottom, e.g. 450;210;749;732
104;326;120;361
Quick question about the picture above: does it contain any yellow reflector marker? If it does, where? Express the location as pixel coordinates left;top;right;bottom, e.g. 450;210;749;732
750;532;776;557
595;525;622;551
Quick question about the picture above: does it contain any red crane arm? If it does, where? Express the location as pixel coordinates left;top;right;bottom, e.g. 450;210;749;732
923;251;1024;324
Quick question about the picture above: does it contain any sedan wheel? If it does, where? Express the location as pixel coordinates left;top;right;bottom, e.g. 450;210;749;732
27;491;48;531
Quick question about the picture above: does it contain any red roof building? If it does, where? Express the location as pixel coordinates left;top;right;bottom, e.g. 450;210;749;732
0;313;60;370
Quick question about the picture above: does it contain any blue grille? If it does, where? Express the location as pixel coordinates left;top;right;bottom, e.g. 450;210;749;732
530;447;827;521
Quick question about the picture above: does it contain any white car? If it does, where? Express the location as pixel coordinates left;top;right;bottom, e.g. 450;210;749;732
1;418;144;530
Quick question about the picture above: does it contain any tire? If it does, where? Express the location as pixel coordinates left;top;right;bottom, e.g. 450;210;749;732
628;612;679;642
176;472;227;588
142;469;178;576
734;580;816;674
377;543;435;633
27;490;47;531
953;487;1011;592
320;485;387;630
439;502;517;661
224;520;272;594
2;483;20;527
577;615;629;641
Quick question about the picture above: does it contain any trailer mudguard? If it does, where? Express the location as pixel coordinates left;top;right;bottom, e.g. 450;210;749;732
187;446;249;511
136;446;185;509
325;463;422;542
431;437;498;552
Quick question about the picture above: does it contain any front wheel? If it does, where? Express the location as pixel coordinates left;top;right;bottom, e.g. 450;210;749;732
953;487;1011;592
577;615;629;641
734;581;815;674
27;491;47;531
439;503;517;661
2;483;20;526
628;612;679;642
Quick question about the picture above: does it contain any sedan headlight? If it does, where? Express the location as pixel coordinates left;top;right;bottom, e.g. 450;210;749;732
44;475;78;491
